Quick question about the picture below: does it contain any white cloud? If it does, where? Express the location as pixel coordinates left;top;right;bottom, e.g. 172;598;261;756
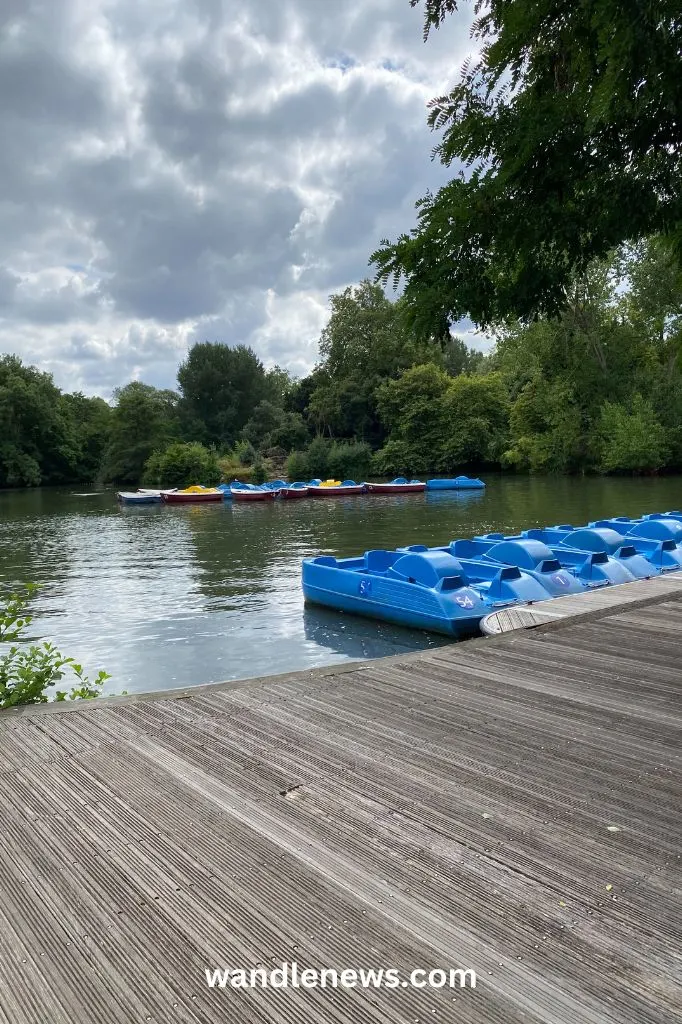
0;0;478;394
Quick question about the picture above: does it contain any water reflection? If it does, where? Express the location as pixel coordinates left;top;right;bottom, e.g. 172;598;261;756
302;605;448;661
1;476;681;696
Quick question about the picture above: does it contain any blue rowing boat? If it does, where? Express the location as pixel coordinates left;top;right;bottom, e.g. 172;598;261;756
302;548;553;637
426;476;485;490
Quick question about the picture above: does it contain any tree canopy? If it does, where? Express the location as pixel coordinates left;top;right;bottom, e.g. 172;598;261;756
304;280;438;443
177;343;270;447
102;382;178;484
372;0;682;329
0;356;110;487
1;240;680;487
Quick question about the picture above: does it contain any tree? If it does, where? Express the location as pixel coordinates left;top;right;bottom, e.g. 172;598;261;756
177;343;268;447
375;363;509;473
0;356;78;486
492;241;682;472
617;237;682;377
285;369;324;417
60;393;113;482
306;280;437;443
102;382;178;484
241;400;309;453
503;376;585;474
443;335;485;376
240;400;283;449
441;373;509;464
376;363;452;454
263;365;297;407
269;412;309;453
372;1;682;328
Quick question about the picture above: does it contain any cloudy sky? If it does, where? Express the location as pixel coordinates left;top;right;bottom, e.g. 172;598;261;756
0;0;480;397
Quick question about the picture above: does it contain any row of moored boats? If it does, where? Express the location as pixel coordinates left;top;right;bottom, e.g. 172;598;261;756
117;476;485;504
302;511;682;637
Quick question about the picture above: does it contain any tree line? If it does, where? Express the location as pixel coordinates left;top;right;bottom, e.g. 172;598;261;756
1;236;680;489
1;0;679;490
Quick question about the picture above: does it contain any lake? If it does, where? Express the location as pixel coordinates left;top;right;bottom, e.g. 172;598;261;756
1;475;680;697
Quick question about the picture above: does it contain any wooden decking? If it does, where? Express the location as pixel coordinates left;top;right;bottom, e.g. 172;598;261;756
480;569;682;633
1;579;681;1024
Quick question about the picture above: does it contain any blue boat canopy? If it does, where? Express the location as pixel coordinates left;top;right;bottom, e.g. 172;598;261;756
426;477;485;490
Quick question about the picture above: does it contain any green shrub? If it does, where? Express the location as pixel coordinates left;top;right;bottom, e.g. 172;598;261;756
144;442;221;488
251;457;267;485
597;395;669;473
286;439;372;481
234;439;256;465
217;457;258;483
286;450;310;481
327;441;372;481
372;441;429;476
270;412;309;452
1;585;109;709
306;436;332;478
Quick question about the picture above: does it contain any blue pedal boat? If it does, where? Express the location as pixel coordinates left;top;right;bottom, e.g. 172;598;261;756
521;526;660;577
644;510;682;523
454;534;636;590
447;538;588;594
591;515;682;542
534;523;682;574
302;548;553;637
426;476;485;490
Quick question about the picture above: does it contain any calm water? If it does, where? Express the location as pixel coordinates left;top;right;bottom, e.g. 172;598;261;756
1;476;680;696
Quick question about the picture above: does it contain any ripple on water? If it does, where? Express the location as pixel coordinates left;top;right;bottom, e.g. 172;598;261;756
2;478;681;695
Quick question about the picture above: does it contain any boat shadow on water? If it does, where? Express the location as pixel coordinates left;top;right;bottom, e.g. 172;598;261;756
425;489;486;507
302;604;451;660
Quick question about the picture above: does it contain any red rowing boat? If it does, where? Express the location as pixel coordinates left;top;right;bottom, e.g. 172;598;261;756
280;486;309;499
230;487;276;502
366;481;426;494
308;484;366;497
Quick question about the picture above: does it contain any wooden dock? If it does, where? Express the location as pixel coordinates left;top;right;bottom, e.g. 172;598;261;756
1;576;681;1023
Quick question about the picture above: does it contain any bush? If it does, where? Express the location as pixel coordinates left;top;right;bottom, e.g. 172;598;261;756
217;457;259;483
327;441;372;481
597;395;669;473
144;442;221;488
251;457;267;485
1;585;109;709
233;439;256;466
286;450;310;481
270;412;309;452
306;436;332;478
372;440;429;476
286;439;372;481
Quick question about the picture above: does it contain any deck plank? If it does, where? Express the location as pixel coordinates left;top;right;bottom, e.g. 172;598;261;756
1;585;681;1023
